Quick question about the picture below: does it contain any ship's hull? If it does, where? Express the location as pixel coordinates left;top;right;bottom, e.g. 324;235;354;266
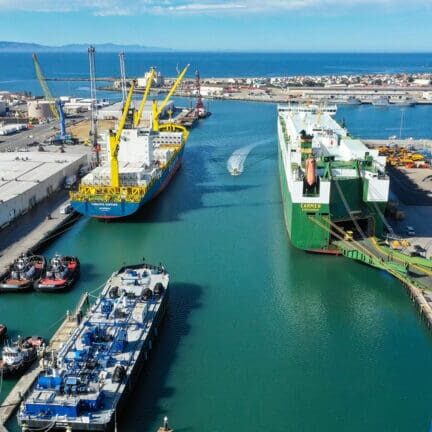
71;147;183;219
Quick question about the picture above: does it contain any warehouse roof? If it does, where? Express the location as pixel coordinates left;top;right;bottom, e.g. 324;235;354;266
0;151;86;203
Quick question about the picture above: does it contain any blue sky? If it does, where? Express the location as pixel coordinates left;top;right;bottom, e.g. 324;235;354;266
0;0;431;51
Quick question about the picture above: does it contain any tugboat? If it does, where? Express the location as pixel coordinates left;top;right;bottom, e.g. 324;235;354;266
34;255;80;292
22;336;46;349
0;340;38;378
0;254;46;292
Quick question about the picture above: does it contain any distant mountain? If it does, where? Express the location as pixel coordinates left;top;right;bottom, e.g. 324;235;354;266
0;41;171;52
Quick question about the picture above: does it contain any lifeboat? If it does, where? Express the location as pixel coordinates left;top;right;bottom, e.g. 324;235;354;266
0;341;38;378
305;157;317;186
0;254;46;292
34;255;80;292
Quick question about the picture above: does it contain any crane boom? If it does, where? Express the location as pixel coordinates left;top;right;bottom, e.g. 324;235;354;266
110;82;135;188
157;64;189;117
32;53;59;120
152;64;189;131
134;68;156;128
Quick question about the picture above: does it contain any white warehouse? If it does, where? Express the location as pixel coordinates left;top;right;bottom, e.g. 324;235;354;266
0;152;87;227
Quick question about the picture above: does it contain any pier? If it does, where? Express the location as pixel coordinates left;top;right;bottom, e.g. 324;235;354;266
334;235;432;327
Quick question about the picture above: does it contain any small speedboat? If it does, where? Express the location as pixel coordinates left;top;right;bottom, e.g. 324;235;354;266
0;341;37;378
0;254;46;292
34;255;80;292
229;167;241;176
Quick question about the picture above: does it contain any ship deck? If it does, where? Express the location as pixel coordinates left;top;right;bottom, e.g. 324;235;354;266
19;265;169;430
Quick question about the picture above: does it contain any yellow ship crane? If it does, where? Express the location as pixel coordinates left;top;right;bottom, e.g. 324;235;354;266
152;64;190;131
110;82;135;188
134;67;156;127
32;53;60;120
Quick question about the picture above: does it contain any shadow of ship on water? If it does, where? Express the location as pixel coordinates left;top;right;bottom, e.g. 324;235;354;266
119;282;202;431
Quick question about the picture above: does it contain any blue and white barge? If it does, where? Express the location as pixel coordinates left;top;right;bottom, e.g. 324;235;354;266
18;263;169;431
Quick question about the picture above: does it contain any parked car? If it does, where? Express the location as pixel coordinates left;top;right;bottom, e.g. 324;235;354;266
60;203;73;215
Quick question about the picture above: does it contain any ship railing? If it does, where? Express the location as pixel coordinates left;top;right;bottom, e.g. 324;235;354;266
70;185;148;203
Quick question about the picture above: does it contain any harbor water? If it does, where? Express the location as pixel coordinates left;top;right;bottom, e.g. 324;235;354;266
2;98;432;431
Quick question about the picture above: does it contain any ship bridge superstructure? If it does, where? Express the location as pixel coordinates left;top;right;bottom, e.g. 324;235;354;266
277;104;390;251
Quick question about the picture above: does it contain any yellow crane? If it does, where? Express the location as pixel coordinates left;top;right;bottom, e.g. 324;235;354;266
110;81;135;188
152;64;190;131
134;68;156;127
32;53;60;120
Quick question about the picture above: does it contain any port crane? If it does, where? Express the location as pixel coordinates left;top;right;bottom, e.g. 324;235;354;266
118;52;127;104
88;46;100;164
32;53;75;145
110;81;135;188
152;64;190;132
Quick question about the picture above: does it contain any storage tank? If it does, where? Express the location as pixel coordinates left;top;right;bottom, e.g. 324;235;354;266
27;100;55;121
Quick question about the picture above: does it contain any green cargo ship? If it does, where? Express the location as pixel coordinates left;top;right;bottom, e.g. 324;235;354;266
277;104;390;253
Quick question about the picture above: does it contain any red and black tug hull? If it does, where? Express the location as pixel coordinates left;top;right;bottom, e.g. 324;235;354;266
34;257;80;293
0;255;46;293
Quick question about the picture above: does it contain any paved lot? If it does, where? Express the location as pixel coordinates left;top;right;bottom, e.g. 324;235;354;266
388;167;432;257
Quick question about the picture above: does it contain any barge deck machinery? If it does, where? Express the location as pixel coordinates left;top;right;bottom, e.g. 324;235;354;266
277;104;390;252
18;262;169;431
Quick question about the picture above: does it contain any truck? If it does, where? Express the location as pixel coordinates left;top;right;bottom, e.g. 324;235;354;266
64;174;77;190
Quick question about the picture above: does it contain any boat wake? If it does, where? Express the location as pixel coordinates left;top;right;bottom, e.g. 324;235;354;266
227;140;268;175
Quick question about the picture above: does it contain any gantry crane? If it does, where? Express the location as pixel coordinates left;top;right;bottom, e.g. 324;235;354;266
109;82;135;188
88;46;100;163
134;67;156;128
152;64;190;132
32;53;75;144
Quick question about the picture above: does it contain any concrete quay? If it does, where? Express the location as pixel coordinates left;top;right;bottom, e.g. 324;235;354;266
365;138;432;149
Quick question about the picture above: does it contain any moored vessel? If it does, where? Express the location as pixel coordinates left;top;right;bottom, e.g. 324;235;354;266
0;341;38;378
277;104;390;253
0;254;46;292
372;96;390;106
35;254;80;292
18;262;169;431
70;65;190;220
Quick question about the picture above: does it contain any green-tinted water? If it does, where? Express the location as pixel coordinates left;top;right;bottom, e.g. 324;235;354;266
3;100;432;431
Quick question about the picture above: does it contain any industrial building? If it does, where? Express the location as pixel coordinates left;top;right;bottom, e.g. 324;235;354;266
98;100;175;124
137;70;164;88
27;100;55;121
0;152;87;227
